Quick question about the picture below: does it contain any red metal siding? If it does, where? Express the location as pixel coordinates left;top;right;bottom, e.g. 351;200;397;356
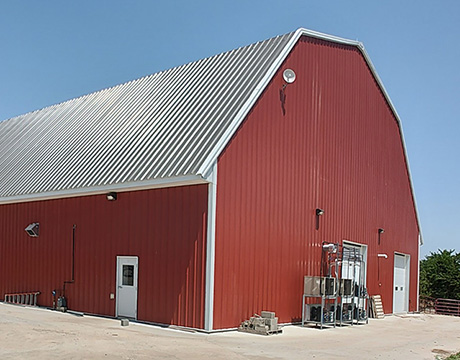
214;37;419;329
0;184;207;328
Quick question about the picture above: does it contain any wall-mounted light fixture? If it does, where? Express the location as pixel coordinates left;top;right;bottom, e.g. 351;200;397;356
280;69;297;116
378;228;384;245
315;208;324;230
377;253;388;259
106;192;118;201
25;223;39;237
282;69;296;88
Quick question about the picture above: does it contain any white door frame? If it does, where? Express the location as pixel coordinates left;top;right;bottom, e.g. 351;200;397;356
393;252;410;313
116;256;139;319
342;240;368;285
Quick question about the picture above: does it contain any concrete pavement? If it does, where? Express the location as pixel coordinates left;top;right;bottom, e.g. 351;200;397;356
0;303;459;359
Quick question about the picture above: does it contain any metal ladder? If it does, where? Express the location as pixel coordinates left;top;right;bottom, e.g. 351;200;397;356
4;292;40;306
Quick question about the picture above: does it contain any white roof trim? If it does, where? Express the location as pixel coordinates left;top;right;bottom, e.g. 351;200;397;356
199;27;423;242
0;175;207;205
197;28;302;178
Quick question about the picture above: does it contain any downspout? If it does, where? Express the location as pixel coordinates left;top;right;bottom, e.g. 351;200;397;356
63;224;76;298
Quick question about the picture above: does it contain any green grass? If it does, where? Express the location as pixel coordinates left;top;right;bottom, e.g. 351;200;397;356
445;352;460;360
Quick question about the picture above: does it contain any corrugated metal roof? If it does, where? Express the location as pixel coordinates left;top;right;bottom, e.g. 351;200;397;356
0;31;295;201
0;27;421;245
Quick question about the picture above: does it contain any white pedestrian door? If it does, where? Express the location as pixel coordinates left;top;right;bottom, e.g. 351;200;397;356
116;256;138;319
393;254;409;313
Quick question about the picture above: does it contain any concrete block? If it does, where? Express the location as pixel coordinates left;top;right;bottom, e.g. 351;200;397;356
121;319;129;326
266;318;278;329
260;311;275;319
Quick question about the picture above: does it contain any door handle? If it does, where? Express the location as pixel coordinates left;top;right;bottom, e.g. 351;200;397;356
118;286;122;289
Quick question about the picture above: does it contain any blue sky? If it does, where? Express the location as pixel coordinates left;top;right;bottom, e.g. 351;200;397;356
0;1;458;258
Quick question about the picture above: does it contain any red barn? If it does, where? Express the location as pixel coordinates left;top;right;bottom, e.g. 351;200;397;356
0;28;421;331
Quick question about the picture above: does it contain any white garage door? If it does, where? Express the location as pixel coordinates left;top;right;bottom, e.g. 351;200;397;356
393;254;409;313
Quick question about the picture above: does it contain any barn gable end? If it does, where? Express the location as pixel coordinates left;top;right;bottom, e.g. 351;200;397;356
213;36;420;329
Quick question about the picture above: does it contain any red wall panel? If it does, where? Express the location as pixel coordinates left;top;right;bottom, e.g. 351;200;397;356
0;184;208;329
214;37;420;329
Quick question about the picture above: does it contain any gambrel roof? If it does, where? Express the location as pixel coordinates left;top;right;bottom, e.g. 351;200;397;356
0;27;420;243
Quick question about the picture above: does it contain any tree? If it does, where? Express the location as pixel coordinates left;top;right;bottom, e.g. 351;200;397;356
420;249;460;299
